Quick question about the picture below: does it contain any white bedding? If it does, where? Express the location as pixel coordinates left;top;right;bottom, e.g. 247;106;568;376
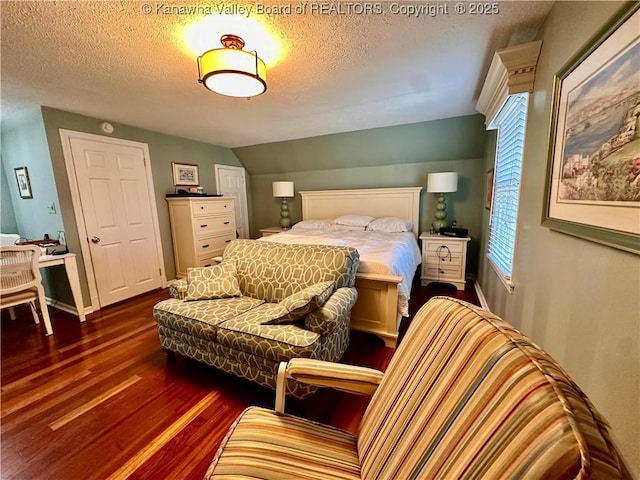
258;228;421;317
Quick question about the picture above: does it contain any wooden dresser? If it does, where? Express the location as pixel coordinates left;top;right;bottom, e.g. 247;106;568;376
167;197;236;277
419;233;470;290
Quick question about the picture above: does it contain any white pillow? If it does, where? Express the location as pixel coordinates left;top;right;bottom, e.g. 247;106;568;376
332;214;375;227
329;224;366;231
291;219;333;230
366;217;414;233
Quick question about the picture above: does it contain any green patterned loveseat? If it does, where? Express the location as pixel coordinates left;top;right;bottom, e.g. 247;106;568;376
153;239;360;398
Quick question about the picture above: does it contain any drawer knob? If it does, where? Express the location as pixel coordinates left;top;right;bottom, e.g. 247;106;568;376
225;240;231;243
224;221;230;225
201;224;208;228
202;244;210;248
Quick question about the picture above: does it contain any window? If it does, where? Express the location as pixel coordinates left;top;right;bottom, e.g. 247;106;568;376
487;93;529;290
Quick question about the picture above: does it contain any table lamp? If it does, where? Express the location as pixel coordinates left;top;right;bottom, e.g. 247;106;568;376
427;172;458;231
272;181;294;228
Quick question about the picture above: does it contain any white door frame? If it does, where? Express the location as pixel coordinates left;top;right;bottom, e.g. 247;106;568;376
214;164;250;239
59;129;167;311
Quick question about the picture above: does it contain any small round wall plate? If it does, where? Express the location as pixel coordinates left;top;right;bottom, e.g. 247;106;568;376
100;121;114;134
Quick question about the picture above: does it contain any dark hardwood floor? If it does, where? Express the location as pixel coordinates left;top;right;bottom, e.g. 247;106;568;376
1;279;480;479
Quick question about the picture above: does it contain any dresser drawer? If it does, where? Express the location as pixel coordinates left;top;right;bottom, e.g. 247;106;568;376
196;233;234;256
194;216;234;236
424;265;463;280
425;253;463;267
195;256;219;268
424;240;464;254
192;200;233;216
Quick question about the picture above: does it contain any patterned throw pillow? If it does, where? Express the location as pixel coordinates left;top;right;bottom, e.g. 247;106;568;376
184;262;242;301
263;281;335;325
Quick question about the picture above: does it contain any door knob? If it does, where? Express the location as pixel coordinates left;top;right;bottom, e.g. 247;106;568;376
90;236;101;244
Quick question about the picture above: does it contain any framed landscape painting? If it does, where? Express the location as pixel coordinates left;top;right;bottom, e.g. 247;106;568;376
543;3;639;254
172;162;199;186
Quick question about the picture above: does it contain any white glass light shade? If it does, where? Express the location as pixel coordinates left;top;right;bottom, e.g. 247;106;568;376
427;172;458;193
199;48;267;97
272;181;294;198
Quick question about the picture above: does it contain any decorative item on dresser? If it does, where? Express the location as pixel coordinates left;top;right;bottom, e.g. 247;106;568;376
166;196;236;277
419;232;470;290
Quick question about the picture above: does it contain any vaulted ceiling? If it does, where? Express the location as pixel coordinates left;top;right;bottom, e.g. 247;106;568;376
1;1;553;148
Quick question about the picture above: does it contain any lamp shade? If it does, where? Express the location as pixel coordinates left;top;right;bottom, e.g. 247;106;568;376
427;172;458;193
272;181;294;198
198;35;267;98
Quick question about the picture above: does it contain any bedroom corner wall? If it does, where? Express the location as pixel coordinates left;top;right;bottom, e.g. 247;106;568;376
477;1;639;474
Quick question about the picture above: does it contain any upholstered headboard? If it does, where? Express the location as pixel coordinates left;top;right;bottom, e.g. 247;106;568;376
299;187;422;235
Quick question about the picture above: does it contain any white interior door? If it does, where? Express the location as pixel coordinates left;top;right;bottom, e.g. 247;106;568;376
215;165;249;238
67;136;163;306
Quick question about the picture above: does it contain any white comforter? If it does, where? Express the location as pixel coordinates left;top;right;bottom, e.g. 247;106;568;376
258;228;421;316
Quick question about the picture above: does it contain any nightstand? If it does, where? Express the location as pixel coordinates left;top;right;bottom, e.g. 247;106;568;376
259;226;289;237
419;233;471;290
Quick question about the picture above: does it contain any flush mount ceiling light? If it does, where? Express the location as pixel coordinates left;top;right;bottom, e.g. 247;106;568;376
197;34;267;98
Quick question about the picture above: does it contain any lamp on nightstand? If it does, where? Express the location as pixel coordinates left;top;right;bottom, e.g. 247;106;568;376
272;181;294;229
427;172;458;231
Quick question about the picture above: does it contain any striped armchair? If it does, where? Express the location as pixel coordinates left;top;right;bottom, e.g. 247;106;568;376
204;296;622;479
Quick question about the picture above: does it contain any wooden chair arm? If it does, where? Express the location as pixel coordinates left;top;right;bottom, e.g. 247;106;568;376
275;358;384;413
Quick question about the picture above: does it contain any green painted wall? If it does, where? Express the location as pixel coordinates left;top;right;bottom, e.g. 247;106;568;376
234;115;486;175
477;2;639;473
0;157;19;234
234;115;487;273
1;109;64;240
37;107;243;307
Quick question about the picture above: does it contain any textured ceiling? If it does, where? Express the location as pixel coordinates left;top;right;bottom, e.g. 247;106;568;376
1;1;553;148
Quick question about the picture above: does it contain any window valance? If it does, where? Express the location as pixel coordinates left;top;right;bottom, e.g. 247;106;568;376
476;40;542;127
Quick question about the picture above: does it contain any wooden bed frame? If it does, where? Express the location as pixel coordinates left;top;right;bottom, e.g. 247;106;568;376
299;187;422;347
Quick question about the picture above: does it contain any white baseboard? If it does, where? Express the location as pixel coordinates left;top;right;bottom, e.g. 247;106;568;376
45;297;93;316
473;278;490;311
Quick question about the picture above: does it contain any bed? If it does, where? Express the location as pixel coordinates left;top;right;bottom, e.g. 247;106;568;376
259;187;422;347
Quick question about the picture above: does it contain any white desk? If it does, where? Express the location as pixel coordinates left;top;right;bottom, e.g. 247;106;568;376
39;253;86;322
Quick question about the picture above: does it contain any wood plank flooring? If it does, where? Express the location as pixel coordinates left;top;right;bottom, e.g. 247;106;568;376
1;279;479;479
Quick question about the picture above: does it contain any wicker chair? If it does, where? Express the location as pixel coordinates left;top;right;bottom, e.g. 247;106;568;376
0;245;53;335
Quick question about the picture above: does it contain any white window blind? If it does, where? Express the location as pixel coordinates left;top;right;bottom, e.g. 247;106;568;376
487;93;528;285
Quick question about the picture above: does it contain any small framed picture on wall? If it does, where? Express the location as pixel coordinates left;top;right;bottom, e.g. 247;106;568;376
172;162;200;186
14;166;33;199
